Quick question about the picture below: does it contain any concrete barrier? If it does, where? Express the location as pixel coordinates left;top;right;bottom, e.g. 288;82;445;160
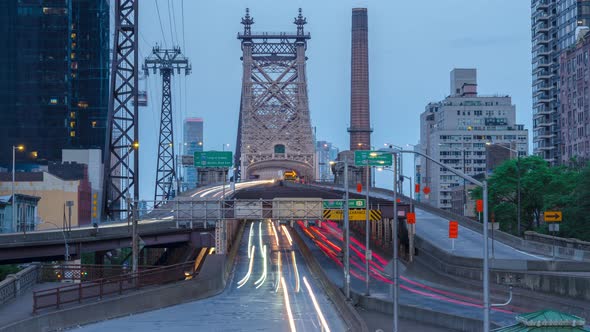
415;236;590;301
290;225;369;332
0;264;40;305
350;292;500;332
525;231;590;251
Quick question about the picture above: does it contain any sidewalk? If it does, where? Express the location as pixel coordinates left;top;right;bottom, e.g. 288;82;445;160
0;282;61;328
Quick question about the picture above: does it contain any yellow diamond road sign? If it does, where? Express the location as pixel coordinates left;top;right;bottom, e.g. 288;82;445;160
544;211;562;223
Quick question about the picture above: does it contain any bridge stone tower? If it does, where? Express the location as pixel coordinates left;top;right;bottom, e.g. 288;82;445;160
235;9;315;181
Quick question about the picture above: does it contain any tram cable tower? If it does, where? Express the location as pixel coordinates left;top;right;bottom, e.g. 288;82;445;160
143;46;191;207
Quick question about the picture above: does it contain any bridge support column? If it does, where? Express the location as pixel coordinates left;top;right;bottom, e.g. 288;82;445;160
215;219;226;255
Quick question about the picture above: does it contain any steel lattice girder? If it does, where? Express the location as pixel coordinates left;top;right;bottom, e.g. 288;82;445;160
103;0;139;220
238;39;315;180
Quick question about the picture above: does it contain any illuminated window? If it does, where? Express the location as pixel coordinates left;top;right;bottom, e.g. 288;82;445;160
77;101;88;108
70;121;76;128
71;42;76;49
49;98;58;105
91;121;97;128
71;62;78;70
70;112;76;118
70;131;75;137
70;53;76;60
71;33;76;39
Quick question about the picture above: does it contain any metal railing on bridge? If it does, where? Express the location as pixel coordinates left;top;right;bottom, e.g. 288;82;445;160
137;198;325;226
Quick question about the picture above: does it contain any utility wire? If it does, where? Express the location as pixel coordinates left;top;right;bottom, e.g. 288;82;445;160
181;0;186;51
171;0;180;49
154;0;168;47
167;0;176;46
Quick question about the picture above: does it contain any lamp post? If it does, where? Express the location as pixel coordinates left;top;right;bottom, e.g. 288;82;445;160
222;143;230;200
330;160;351;299
12;145;24;234
378;147;491;332
42;221;69;261
486;142;521;236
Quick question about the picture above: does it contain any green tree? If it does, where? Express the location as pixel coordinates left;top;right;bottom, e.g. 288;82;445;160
471;156;573;235
0;265;20;281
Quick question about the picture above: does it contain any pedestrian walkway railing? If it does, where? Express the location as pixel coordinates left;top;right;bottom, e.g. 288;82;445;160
33;261;195;314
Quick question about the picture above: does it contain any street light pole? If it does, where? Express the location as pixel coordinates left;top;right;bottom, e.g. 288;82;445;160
43;221;69;261
343;161;350;299
365;160;370;296
392;152;399;332
332;159;351;299
380;148;490;332
12;145;24;235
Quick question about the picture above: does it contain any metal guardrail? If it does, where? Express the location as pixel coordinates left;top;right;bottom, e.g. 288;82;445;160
33;261;194;314
139;199;325;224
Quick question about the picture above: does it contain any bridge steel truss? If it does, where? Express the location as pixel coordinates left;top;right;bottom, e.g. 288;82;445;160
143;47;191;207
236;9;316;181
103;0;139;220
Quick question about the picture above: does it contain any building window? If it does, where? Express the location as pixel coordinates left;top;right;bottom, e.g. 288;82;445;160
70;131;76;137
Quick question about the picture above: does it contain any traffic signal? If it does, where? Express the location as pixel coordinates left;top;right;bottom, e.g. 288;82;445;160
356;183;362;193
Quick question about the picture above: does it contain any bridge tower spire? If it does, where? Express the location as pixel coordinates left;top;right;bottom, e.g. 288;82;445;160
103;0;139;220
143;46;191;207
236;9;315;181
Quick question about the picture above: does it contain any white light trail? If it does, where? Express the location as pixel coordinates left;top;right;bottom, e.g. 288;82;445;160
281;277;297;332
291;251;300;293
271;220;280;246
281;225;293;246
258;221;264;256
303;276;331;332
254;245;267;289
237;245;255;288
247;223;254;258
275;251;282;292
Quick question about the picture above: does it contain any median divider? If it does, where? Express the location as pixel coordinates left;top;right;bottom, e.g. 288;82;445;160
349;291;500;332
290;224;369;332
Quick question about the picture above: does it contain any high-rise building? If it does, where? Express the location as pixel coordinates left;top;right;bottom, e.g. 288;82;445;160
559;30;590;164
0;1;109;167
419;69;528;211
315;141;339;182
183;118;203;190
531;0;590;165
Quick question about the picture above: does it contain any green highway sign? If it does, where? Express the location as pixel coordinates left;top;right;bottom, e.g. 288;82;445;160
354;150;393;167
322;199;366;209
194;151;233;168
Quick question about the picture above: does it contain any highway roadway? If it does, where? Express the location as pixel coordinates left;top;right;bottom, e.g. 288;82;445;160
314;184;550;261
296;219;521;327
76;219;346;332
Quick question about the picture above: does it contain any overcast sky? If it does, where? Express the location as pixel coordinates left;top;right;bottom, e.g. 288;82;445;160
131;0;532;200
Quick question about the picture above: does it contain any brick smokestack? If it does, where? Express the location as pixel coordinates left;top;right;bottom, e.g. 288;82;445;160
349;8;372;151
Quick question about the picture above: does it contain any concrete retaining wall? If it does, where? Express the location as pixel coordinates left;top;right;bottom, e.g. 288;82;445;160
351;292;499;332
525;231;590;252
415;237;590;301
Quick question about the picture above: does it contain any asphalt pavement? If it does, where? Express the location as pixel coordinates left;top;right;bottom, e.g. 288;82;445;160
75;220;346;331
